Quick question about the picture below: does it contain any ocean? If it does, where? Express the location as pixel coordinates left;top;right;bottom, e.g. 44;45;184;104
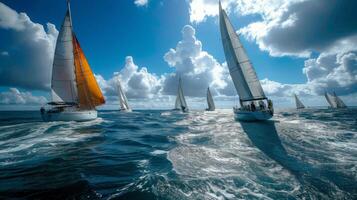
0;109;356;199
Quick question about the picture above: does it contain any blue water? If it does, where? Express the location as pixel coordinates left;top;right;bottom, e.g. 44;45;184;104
0;109;356;199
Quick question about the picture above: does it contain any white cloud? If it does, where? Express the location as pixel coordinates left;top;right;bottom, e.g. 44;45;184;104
162;25;229;97
0;2;58;90
96;56;162;102
188;0;357;101
0;88;47;105
134;0;149;7
302;51;357;95
190;0;357;57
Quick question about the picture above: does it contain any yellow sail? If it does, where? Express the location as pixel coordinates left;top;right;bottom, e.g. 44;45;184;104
73;34;105;109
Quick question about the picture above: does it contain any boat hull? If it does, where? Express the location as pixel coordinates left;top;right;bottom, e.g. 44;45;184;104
41;110;97;122
234;109;273;121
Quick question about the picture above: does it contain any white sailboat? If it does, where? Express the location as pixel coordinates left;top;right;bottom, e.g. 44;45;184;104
325;92;347;109
219;2;273;121
206;87;215;111
117;78;131;112
333;92;347;108
294;94;305;109
173;77;189;112
40;1;105;122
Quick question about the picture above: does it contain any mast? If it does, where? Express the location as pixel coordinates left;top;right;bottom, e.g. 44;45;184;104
67;0;73;28
219;1;266;102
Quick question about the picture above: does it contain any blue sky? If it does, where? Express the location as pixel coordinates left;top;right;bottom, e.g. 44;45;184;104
0;0;356;109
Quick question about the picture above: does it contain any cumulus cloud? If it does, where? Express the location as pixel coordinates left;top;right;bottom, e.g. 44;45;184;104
96;56;162;101
189;0;357;100
302;51;357;95
0;2;58;90
0;88;47;105
134;0;149;7
162;25;229;97
239;0;357;57
190;0;357;57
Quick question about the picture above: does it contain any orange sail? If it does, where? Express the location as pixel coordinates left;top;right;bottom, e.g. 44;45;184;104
73;34;105;109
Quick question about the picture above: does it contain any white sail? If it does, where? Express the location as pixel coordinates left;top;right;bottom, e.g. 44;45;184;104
334;92;347;108
175;77;188;112
219;2;266;102
51;7;78;103
325;92;338;108
206;87;215;111
174;96;180;110
294;94;305;109
117;78;131;111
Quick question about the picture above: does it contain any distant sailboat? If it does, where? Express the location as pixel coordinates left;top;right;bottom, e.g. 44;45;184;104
219;2;273;121
41;1;105;121
333;92;347;108
294;94;305;109
325;92;347;108
206;87;215;111
174;77;188;112
117;78;131;112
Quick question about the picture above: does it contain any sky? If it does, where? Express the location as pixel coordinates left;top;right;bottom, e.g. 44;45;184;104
0;0;356;110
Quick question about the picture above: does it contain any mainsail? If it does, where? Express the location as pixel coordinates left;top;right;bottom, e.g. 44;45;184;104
294;94;305;109
334;92;347;108
325;92;338;108
117;78;131;111
219;2;266;102
175;77;188;112
174;96;180;110
50;1;105;109
206;87;215;111
51;8;77;103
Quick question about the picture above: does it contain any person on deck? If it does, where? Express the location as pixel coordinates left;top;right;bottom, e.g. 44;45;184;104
250;102;256;111
259;100;265;110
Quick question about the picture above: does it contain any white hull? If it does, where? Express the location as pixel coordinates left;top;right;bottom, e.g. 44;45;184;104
234;109;273;121
41;110;97;122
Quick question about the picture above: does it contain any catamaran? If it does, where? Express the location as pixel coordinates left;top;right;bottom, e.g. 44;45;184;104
294;94;305;109
117;78;131;112
173;77;189;112
206;87;215;111
41;1;105;122
324;92;347;109
219;2;273;121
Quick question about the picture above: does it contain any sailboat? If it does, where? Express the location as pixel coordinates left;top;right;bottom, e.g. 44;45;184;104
325;91;347;109
173;77;189;112
40;1;105;122
294;94;305;109
333;92;347;108
206;87;215;111
219;2;273;121
117;78;131;112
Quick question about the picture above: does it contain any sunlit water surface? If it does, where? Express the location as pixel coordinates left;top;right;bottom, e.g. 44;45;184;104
0;109;356;199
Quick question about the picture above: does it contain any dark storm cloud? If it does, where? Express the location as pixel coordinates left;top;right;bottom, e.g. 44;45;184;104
262;0;357;56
